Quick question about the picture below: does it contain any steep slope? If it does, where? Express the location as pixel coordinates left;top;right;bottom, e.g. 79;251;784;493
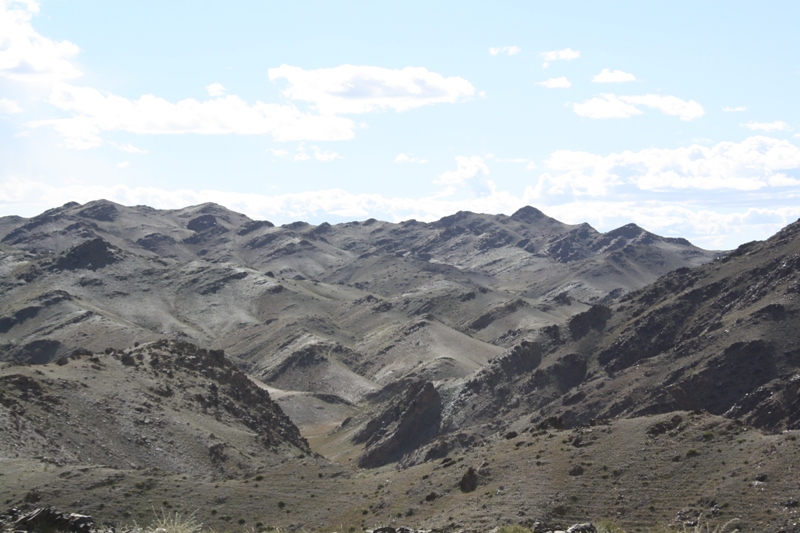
0;339;309;477
405;217;800;464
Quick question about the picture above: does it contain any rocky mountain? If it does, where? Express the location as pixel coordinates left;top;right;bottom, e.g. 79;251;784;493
383;216;800;470
0;200;716;437
7;200;800;531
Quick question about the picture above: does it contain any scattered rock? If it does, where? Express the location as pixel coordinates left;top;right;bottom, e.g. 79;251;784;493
459;467;478;492
568;464;584;476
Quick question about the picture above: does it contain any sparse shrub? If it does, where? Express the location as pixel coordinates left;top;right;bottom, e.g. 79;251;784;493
686;448;700;457
132;508;202;533
277;501;285;509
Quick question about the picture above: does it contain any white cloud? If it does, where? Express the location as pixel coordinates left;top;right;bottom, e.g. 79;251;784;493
1;3;474;148
723;106;747;112
535;136;800;197
394;153;428;164
540;48;580;68
267;148;289;158
536;77;571;89
0;98;23;113
592;68;636;83
742;120;792;132
266;144;341;162
115;161;130;169
311;146;342;162
0;0;81;84
489;45;521;56
32;82;357;148
573;94;642;119
436;155;489;186
109;142;148;155
268;64;476;115
206;83;226;97
573;93;704;121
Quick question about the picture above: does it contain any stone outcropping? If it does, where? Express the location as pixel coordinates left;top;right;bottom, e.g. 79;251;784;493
354;380;442;468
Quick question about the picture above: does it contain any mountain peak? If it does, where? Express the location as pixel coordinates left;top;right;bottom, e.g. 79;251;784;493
510;205;548;223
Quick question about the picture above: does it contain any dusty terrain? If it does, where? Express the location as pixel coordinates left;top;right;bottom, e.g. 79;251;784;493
1;200;800;532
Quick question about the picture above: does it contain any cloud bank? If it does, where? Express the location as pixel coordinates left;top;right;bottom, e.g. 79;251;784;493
268;64;476;115
4;137;799;249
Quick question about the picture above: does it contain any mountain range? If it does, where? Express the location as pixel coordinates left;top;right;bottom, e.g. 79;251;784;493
1;200;799;532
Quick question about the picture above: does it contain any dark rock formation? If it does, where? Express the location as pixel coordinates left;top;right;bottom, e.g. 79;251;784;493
355;380;442;468
48;238;122;271
459;467;478;492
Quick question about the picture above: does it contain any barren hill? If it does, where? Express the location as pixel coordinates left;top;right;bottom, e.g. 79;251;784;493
8;201;800;531
0;201;716;426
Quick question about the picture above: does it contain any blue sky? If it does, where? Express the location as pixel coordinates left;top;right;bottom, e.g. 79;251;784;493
1;0;799;249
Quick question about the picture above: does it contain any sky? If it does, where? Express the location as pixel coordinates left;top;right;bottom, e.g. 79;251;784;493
1;1;800;249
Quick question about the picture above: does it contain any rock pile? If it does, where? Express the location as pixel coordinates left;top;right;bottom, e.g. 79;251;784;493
1;507;104;533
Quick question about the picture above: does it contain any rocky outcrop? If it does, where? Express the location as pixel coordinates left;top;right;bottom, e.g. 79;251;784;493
3;507;99;533
567;305;611;340
49;238;122;271
354;380;442;468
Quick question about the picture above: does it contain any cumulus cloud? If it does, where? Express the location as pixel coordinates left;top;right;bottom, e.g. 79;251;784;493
723;106;747;112
32;82;357;149
540;48;580;68
488;46;521;56
573;93;704;121
268;64;476;115
0;0;82;84
572;94;642;119
536;77;571;89
394;153;428;164
592;68;636;83
742;121;792;132
436;155;490;186
0;98;23;113
2;4;476;148
206;83;226;97
534;136;800;197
